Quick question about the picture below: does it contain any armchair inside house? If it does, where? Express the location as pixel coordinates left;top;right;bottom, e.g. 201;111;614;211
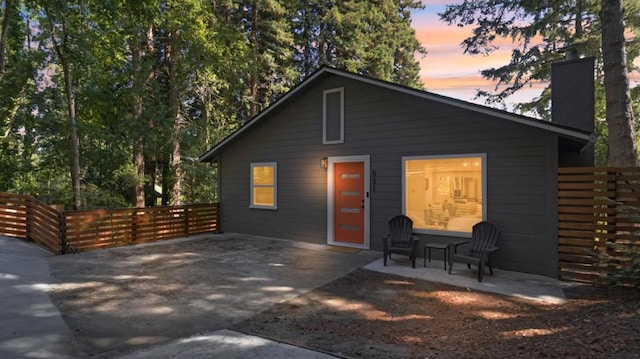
405;157;484;233
423;200;482;231
381;215;419;268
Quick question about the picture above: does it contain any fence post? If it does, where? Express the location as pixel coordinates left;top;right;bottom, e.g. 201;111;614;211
184;206;189;236
59;211;67;254
132;208;138;242
215;203;220;233
612;169;618;249
25;196;33;242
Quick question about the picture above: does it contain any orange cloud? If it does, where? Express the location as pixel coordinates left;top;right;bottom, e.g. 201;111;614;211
412;3;640;109
422;74;548;91
422;75;500;90
412;9;516;90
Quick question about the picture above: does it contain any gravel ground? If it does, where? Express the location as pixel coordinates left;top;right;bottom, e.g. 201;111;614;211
234;269;640;359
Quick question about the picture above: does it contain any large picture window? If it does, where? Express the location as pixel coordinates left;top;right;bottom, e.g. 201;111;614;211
250;162;277;209
402;154;486;236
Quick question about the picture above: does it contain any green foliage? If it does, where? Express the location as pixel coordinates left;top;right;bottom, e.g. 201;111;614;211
601;242;640;288
182;161;218;204
81;183;131;209
291;0;425;88
2;0;426;208
440;0;640;166
593;81;609;165
10;164;72;205
597;202;640;288
440;0;639;118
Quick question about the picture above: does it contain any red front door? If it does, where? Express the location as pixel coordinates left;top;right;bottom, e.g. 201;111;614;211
333;162;365;245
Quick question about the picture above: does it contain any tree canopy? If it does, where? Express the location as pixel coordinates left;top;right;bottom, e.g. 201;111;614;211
0;0;425;209
440;0;640;165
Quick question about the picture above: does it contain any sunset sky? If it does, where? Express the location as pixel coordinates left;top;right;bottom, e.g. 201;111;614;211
411;2;639;110
410;2;546;108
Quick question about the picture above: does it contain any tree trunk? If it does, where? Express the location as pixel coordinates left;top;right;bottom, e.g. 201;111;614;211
161;160;169;206
2;84;26;138
249;0;259;117
168;29;182;205
575;0;583;38
0;0;12;75
143;25;156;206
132;24;155;208
132;29;145;207
147;153;157;206
601;0;638;166
302;6;311;76
46;12;82;209
61;56;82;209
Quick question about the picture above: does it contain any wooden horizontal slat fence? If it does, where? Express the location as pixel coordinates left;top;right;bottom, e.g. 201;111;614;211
0;192;62;253
0;192;219;254
0;192;29;239
29;199;65;253
63;204;219;251
558;167;640;283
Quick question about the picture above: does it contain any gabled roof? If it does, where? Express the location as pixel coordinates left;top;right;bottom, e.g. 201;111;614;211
199;66;592;162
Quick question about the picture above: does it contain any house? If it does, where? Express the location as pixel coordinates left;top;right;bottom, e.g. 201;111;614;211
199;59;595;277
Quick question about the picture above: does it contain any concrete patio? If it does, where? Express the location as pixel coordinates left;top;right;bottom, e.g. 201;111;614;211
367;256;570;304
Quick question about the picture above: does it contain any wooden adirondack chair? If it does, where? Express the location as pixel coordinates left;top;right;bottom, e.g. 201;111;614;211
382;215;420;268
448;221;500;282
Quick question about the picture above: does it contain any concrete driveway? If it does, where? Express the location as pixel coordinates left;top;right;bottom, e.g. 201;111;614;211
44;233;379;358
0;236;82;359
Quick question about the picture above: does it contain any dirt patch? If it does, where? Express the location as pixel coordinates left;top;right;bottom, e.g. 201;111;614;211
234;269;640;358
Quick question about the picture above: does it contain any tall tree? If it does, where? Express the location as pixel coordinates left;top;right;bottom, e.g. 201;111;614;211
126;1;160;207
440;0;603;114
162;0;233;205
440;0;640;164
1;0;34;140
0;0;39;192
601;0;638;166
167;25;182;205
41;1;84;209
2;0;429;208
291;0;425;88
233;0;296;118
0;0;12;74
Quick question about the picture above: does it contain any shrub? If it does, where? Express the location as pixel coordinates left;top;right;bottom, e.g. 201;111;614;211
600;202;640;288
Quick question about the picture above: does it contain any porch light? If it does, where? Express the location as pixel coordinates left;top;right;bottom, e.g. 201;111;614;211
320;157;328;169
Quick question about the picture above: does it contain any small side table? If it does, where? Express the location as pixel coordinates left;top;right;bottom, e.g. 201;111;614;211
424;242;449;270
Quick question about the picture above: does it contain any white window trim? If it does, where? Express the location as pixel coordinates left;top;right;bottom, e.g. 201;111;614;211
401;153;487;238
322;87;344;144
250;162;277;210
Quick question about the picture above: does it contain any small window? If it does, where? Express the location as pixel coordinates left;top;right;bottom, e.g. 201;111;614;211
402;154;486;236
323;87;344;144
250;162;277;209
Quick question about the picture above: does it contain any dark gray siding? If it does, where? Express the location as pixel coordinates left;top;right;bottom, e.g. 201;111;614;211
219;75;561;277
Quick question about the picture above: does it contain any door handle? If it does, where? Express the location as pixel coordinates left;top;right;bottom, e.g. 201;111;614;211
362;199;365;208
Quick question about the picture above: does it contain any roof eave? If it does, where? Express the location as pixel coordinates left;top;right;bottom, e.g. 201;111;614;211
198;66;592;162
323;68;592;142
198;67;332;162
